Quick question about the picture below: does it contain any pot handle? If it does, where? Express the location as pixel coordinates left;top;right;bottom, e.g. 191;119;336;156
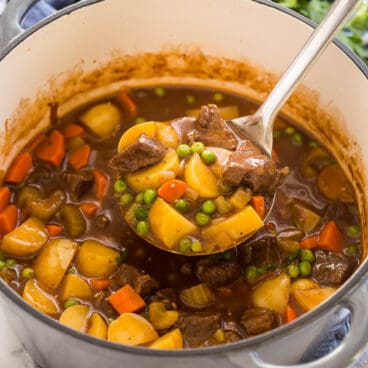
0;0;38;50
227;280;368;368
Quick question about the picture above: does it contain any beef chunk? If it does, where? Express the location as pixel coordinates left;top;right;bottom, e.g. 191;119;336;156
94;291;117;318
196;260;242;288
112;263;159;297
62;171;94;201
187;104;238;150
241;308;280;335
177;312;221;346
109;134;166;174
222;140;289;192
312;250;356;285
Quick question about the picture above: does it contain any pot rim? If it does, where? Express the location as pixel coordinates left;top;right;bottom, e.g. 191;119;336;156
0;0;367;357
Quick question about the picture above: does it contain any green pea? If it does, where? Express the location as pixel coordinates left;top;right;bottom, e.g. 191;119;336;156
288;250;300;262
154;87;166;97
190;142;205;154
300;249;315;263
201;200;217;215
218;182;232;194
201;149;216;165
5;259;16;267
178;237;192;253
245;266;257;280
68;267;77;275
195;212;211;226
21;268;35;279
133;206;148;221
0;261;6;270
114;179;127;194
136;221;149;237
292;133;304;145
174;199;188;212
64;299;80;309
347;225;361;237
186;95;195;104
256;267;266;276
308;140;319;148
213;92;224;103
143;189;157;205
119;192;134;206
135;117;146;124
287;264;300;278
136;192;144;203
176;144;191;158
285;126;295;135
299;261;312;276
191;241;202;252
345;246;357;256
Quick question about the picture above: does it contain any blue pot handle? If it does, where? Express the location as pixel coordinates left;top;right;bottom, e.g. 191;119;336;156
0;0;39;50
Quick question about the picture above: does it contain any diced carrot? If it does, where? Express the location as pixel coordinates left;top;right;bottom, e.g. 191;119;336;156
251;196;265;218
284;304;297;323
119;91;137;117
62;123;85;138
5;152;33;184
318;221;343;253
36;130;65;167
0;187;11;212
158;180;188;203
300;235;319;249
26;133;47;152
0;205;18;234
80;202;98;217
158;171;175;185
93;170;109;200
91;278;111;291
47;224;63;237
109;284;145;314
272;148;280;162
69;144;91;170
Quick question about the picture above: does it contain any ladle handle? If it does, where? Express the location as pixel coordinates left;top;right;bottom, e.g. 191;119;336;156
257;0;361;137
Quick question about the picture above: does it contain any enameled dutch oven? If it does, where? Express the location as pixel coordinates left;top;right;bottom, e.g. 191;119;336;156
0;0;368;367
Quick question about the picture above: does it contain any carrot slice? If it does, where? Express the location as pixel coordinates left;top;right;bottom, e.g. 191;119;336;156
300;235;319;249
80;202;98;217
158;180;188;203
36;130;65;167
62;124;85;138
91;278;111;291
251;196;265;218
47;224;63;237
0;205;18;234
109;284;145;314
69;144;91;170
318;221;343;253
5;152;33;184
119;91;137;117
26;133;47;152
0;187;11;212
284;304;297;323
158;171;175;185
93;170;109;200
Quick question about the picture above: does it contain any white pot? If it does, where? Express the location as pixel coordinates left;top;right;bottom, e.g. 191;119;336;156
0;1;367;367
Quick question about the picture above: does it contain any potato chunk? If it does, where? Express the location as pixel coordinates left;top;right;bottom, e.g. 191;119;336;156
23;279;59;316
149;302;179;330
108;313;158;346
34;238;78;290
76;240;120;277
150;329;183;349
149;198;197;248
59;305;90;332
185;153;219;198
1;217;48;257
126;149;179;192
87;313;108;339
251;272;290;314
59;274;92;302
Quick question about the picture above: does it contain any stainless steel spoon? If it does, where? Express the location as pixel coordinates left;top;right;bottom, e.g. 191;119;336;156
227;0;361;158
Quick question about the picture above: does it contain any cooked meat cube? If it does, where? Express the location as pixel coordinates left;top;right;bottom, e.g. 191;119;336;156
196;260;242;288
135;274;160;297
222;140;289;192
187;104;238;150
177;312;221;346
241;308;280;335
62;171;94;201
94;291;117;318
312;250;356;285
109;134;166;174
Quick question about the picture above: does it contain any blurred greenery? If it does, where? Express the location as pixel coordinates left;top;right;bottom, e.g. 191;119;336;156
273;0;368;64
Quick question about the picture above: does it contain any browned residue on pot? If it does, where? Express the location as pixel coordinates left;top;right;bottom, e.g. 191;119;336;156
1;49;366;259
